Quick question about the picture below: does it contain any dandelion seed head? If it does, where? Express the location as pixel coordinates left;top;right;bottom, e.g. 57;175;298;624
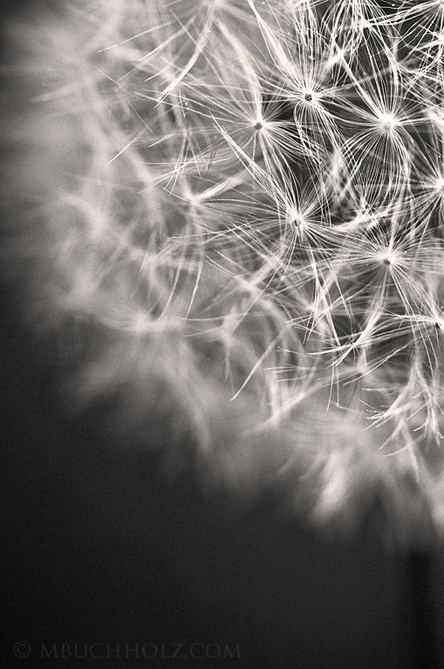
5;0;444;543
293;215;307;229
378;113;398;132
432;176;444;194
300;88;321;106
287;205;307;232
373;245;402;269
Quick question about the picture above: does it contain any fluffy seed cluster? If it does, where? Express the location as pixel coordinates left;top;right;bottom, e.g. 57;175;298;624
3;0;444;542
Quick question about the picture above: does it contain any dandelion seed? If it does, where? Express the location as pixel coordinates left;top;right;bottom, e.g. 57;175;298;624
379;112;398;132
3;0;444;541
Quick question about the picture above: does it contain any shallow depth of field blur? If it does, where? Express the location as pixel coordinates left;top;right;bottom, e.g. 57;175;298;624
3;0;444;541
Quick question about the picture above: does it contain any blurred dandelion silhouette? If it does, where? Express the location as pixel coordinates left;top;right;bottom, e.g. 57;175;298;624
3;0;444;542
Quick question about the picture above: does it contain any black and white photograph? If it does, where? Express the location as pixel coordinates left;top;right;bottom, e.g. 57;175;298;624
2;1;444;667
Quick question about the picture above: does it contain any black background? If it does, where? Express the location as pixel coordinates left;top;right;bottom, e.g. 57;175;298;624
3;283;440;669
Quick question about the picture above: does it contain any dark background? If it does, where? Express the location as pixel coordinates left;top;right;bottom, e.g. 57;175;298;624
1;259;444;669
1;2;444;667
2;281;442;669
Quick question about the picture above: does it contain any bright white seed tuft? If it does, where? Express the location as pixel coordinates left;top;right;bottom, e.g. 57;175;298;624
3;0;444;543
